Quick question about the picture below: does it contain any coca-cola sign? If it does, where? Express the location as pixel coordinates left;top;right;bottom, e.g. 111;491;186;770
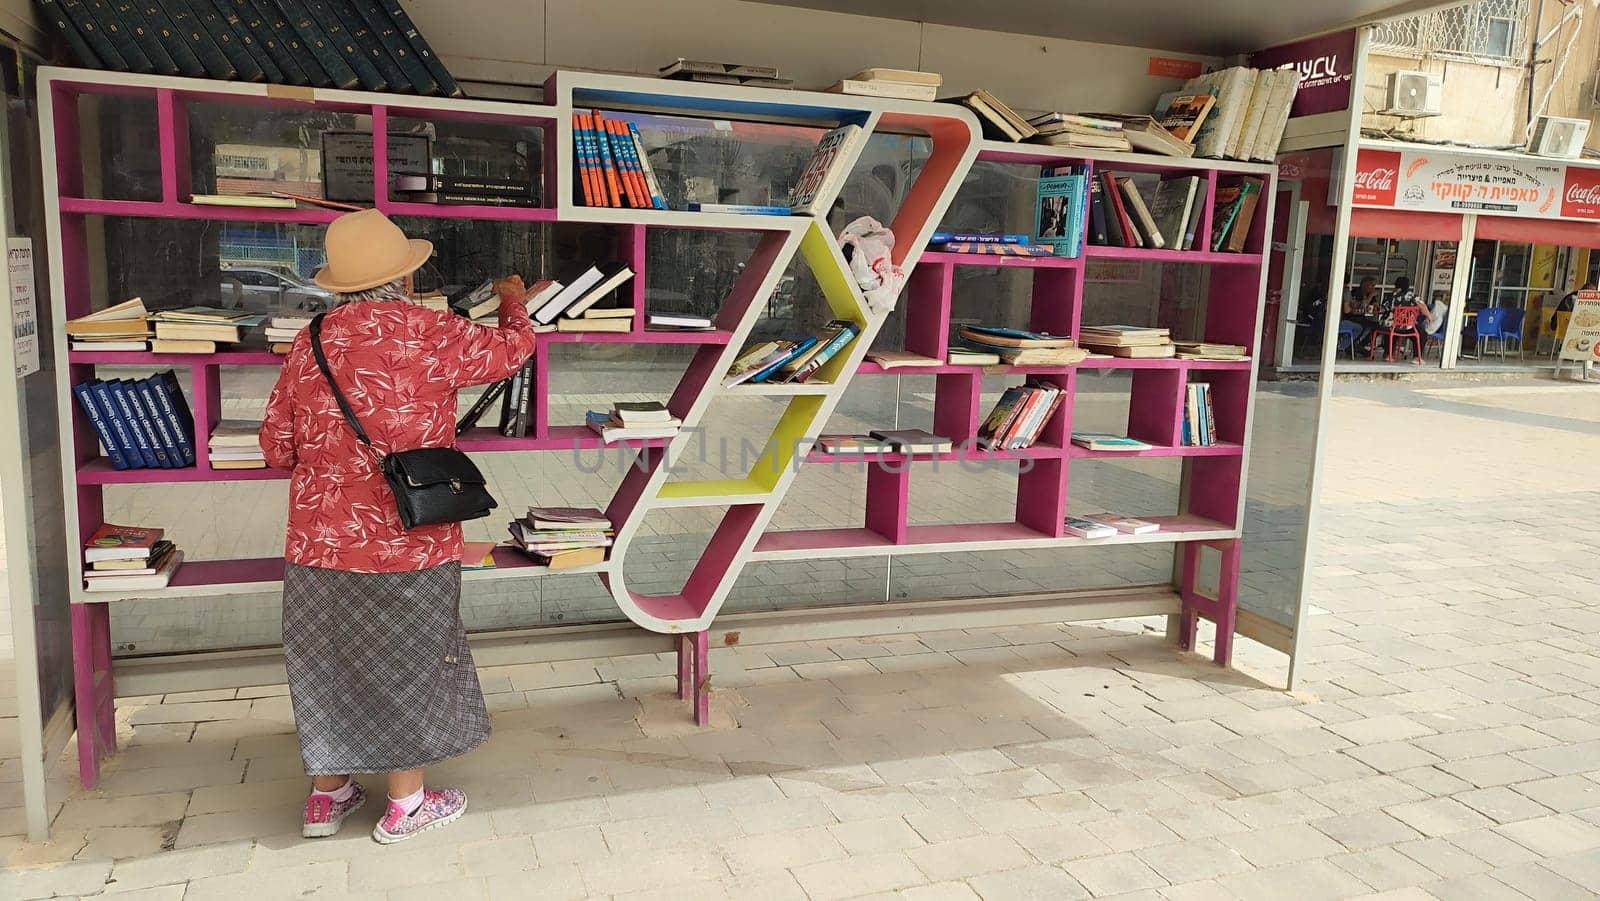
1561;167;1600;219
1351;150;1401;206
1350;145;1598;222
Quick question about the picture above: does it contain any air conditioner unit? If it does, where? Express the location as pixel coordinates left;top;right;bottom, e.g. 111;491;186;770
1528;115;1590;159
1383;70;1443;118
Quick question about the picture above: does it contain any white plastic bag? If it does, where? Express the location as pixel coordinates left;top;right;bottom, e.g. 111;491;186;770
839;216;905;316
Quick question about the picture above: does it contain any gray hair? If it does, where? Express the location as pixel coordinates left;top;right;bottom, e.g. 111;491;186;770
335;278;408;306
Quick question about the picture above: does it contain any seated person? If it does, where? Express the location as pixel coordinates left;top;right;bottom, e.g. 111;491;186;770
1342;277;1380;350
1551;281;1594;331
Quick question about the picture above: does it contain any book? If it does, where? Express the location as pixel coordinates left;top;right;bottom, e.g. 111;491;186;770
380;1;461;96
647;313;714;330
1078;325;1171;346
86;542;175;576
82;549;184;591
154;321;248;342
868;428;954;454
130;379;176;467
824;79;936;101
959;326;1074;349
789;320;858;383
254;0;324;84
111;0;179;75
790;123;865;217
933;243;1056;256
1175;342;1247;359
460;541;496;570
143;373;195;465
686;202;791;216
189;192;297;208
849;67;943;86
1082;114;1194;158
532;272;605;325
928;232;1029;245
1232;71;1270;161
73;383;130;470
562;263;634;318
208;419;262;448
38;0;108;67
1035;172;1086;258
191;0;264;80
107;380;159;467
1187;67;1254;159
165;0;238;79
724;341;792;387
1078;342;1176;359
627;123;667;210
88;380;143;467
1086;177;1111;246
529;546;606;570
1028;130;1131;151
978;386;1030;448
751;337;815;382
1250;69;1301;162
1063;516;1117;539
1210;178;1253;253
456;380;509;435
84;522;164;562
949;90;1037;141
556;317;630;333
659;58;778;79
1116;177;1163;250
1086;512;1160;535
66;0;131;69
947;347;1000;366
1146;176;1201;250
333;0;404;91
1100;170;1140;248
1027;112;1124;132
526;506;611;530
585;410;677;444
816;435;894;454
1223;177;1263;252
997;345;1088;366
150;338;218;354
612;401;674;426
1153;92;1217;143
215;0;284;83
66;297;150;337
1070;433;1153;452
864;350;942;369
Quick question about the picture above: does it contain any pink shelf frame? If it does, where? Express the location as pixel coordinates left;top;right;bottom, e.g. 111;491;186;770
47;70;1273;786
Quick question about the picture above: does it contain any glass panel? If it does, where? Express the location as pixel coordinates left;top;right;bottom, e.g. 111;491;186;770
187;100;360;200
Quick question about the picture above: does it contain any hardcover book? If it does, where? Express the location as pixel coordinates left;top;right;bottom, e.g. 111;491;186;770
789;124;865;217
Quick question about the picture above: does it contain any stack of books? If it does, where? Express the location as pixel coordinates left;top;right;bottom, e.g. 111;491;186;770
978;382;1066;449
1088;171;1205;251
723;320;859;386
530;266;638;331
572;109;666;209
39;1;461;96
925;232;1053;257
824;68;942;101
1025;113;1132;151
1184;383;1218;447
1075;114;1194;158
815;434;895;454
659;59;792;88
208;419;265;469
1036;165;1089;258
958;326;1087;366
586;401;681;444
1178;68;1301;162
72;370;196;470
1070;432;1154;452
1210;177;1265;253
948;90;1036;142
82;523;182;593
66;298;151;352
151;307;264;354
1063;513;1161;538
447;281;501;322
265;315;310;353
393;173;537;207
1079;326;1175;359
647;312;714;331
1175;341;1248;362
510;506;614;569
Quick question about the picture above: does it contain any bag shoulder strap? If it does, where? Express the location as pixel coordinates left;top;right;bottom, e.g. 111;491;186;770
309;313;374;448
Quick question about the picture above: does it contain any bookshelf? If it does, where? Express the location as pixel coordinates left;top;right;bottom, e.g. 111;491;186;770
41;67;1273;785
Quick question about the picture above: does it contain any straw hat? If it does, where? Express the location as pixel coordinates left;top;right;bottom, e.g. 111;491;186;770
314;209;433;292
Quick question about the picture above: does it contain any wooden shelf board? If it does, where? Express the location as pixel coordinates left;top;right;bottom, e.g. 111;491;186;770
67;349;285;366
750;515;1235;561
539;329;733;345
805;443;1064;464
60;197;343;225
654;478;772;507
975;141;1276;176
77;459;289;484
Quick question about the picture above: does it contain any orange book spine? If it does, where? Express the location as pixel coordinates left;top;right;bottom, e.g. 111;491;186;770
579;112;606;207
572;113;595;207
610;119;649;208
591;109;623;208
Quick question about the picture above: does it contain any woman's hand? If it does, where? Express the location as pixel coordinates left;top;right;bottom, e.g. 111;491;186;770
493;275;527;300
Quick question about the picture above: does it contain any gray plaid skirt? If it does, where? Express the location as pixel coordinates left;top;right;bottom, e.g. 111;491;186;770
282;561;490;775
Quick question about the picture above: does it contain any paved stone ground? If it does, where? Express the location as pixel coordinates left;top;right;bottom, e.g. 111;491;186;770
3;377;1600;900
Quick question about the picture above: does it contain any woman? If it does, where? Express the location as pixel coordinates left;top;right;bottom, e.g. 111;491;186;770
260;210;536;843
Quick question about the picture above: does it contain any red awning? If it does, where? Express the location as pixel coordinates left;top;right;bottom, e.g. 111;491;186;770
1475;215;1600;248
1349;208;1463;241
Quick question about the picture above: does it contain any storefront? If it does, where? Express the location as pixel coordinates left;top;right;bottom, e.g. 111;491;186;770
1270;140;1600;373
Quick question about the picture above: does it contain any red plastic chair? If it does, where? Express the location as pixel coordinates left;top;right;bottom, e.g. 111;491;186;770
1371;305;1423;362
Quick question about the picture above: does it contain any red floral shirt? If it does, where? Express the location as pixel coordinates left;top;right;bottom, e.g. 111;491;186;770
261;287;536;572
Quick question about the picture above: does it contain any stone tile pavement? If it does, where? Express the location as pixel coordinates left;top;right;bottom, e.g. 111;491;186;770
1;378;1599;899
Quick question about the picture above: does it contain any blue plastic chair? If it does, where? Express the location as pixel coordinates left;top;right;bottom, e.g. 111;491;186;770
1499;308;1525;359
1336;320;1361;359
1474;307;1507;359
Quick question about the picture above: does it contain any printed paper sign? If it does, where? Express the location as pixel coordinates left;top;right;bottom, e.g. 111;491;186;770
8;238;38;379
1147;57;1203;80
1559;292;1600;366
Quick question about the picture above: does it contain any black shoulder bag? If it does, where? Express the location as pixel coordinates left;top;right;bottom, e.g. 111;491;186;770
309;314;497;529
